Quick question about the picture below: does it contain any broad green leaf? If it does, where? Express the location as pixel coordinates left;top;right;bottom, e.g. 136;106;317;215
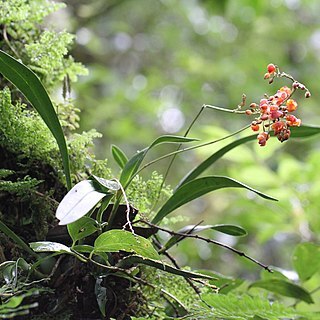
56;180;106;225
119;135;198;186
30;241;71;253
161;224;247;252
94;229;160;260
152;176;277;224
250;279;313;304
0;50;71;190
117;255;215;280
67;217;98;243
292;242;320;282
111;144;128;169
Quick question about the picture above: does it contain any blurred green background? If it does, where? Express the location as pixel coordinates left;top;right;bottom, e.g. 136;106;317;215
50;0;320;283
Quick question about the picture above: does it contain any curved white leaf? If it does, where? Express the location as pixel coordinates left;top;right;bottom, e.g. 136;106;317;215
56;180;106;225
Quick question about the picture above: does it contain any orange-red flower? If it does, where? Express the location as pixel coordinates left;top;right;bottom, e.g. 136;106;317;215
286;99;298;112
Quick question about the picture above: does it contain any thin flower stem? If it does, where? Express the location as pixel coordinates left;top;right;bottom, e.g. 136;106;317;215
204;104;247;114
136;124;250;175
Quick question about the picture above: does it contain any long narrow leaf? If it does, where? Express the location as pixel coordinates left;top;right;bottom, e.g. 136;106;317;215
111;144;129;169
0;50;71;189
0;220;38;258
152;176;277;224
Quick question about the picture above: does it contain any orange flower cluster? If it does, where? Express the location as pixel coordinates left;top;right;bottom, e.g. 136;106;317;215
246;64;310;146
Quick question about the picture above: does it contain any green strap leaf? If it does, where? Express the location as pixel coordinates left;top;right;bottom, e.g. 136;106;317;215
152;176;277;224
0;50;71;189
290;124;320;138
161;224;247;252
117;255;215;280
250;279;314;304
94;229;160;260
111;144;129;169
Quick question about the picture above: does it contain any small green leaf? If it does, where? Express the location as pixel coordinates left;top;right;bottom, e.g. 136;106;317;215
56;180;106;225
161;224;247;252
111;144;128;169
152;176;277;224
95;278;107;317
67;217;98;243
211;224;247;236
94;230;160;260
120;135;198;187
292;242;320;282
148;135;198;148
29;241;71;254
250;279;314;304
0;50;71;189
117;255;215;280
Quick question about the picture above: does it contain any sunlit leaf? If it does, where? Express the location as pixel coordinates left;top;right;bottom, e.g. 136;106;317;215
111;144;128;169
292;242;320;282
0;50;71;189
152;176;277;224
117;255;215;280
91;175;120;192
94;229;160;260
250;279;313;304
29;241;71;253
56;180;106;225
161;224;247;252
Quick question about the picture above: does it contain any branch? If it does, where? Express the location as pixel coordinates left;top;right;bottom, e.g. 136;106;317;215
141;220;272;272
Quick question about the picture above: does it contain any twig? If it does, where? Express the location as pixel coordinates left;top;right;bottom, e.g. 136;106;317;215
142;220;272;272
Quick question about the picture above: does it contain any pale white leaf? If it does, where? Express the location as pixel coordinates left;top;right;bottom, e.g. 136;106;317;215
56;180;105;225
